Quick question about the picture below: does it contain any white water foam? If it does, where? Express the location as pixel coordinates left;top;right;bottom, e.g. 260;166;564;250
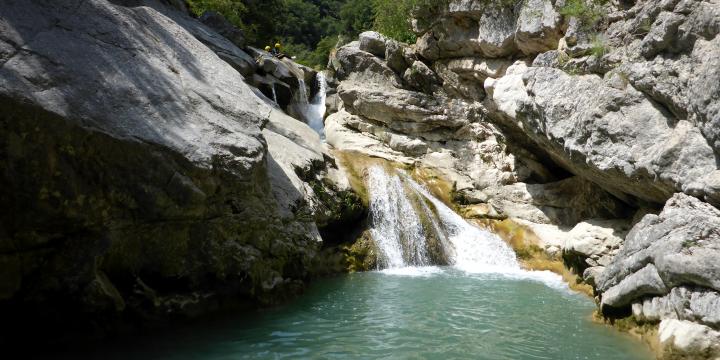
366;166;572;293
379;266;444;277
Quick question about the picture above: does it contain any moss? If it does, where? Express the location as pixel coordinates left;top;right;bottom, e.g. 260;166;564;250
594;312;661;356
477;219;595;297
409;166;456;208
344;231;378;272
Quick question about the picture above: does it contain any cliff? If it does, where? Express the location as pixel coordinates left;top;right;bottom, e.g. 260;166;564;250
0;0;362;343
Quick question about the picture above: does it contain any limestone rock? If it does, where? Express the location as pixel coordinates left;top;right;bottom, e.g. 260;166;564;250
359;31;387;57
601;263;669;309
403;60;442;94
563;219;629;271
487;65;718;206
0;0;328;339
597;193;720;310
658;319;720;359
514;0;563;55
385;39;410;74
485;176;629;225
633;287;720;328
332;43;401;86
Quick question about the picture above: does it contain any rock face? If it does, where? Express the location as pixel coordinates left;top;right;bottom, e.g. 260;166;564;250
597;193;720;309
325;0;720;356
0;0;359;343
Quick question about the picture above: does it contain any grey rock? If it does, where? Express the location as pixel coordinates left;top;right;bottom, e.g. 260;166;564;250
416;32;440;61
0;0;338;338
487;65;718;206
199;10;246;49
658;319;720;359
597;193;720;311
514;0;563;55
403;60;442;94
359;31;387;57
331;43;401;86
385;39;410;75
601;263;669;309
633;287;720;328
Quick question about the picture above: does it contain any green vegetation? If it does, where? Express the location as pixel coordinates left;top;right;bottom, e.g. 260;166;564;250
184;0;451;68
186;0;374;68
559;0;607;30
590;34;608;57
372;0;439;43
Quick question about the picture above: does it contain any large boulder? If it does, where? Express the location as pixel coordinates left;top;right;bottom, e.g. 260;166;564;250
514;0;563;55
486;64;719;206
0;0;323;341
597;193;720;312
359;31;387;57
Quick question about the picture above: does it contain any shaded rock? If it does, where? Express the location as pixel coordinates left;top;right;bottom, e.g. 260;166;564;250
416;32;440;61
385;39;410;74
199;10;245;49
359;31;387;57
403;60;442;94
485;176;629;226
0;0;323;341
601;263;669;309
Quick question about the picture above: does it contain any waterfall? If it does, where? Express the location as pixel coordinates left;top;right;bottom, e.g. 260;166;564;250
271;84;278;105
367;166;520;272
297;79;309;105
367;167;430;268
292;74;327;138
306;73;327;138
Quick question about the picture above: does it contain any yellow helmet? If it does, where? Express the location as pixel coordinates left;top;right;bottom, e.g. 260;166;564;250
274;43;281;49
264;46;271;51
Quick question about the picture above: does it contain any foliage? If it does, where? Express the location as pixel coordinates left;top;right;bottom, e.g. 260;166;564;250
186;0;247;29
559;0;607;30
590;34;608;58
372;0;446;43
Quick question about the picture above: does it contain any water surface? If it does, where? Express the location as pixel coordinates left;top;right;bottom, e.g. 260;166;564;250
69;268;652;360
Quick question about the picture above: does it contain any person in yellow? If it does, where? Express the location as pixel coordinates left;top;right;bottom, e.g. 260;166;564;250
272;42;281;57
264;45;271;52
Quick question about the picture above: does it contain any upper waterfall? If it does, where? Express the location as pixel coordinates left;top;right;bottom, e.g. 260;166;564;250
367;166;519;272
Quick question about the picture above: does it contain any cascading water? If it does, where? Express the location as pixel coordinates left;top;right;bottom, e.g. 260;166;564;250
367;167;429;268
291;74;327;138
305;73;327;138
367;166;520;272
296;79;308;105
271;84;278;105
